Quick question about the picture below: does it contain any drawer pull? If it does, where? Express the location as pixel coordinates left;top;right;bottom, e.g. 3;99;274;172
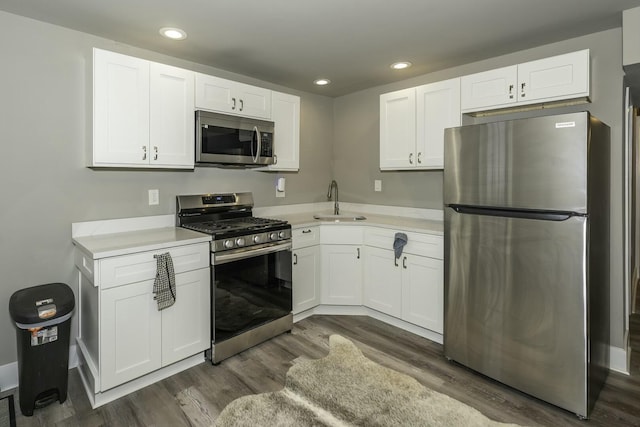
302;229;312;234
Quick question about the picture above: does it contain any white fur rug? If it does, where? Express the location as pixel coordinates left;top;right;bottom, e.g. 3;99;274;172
215;335;523;426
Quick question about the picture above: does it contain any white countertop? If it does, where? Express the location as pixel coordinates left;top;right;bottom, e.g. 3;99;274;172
72;226;211;259
272;210;443;236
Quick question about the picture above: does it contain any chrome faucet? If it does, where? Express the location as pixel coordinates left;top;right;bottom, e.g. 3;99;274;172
327;180;339;215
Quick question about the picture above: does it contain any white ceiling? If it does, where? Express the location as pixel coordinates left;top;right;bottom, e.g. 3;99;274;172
2;0;640;97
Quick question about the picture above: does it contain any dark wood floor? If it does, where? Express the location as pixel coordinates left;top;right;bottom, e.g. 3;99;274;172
5;315;640;426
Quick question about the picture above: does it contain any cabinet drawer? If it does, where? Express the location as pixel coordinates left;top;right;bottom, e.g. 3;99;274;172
98;243;209;289
365;228;443;259
320;226;364;245
293;226;320;249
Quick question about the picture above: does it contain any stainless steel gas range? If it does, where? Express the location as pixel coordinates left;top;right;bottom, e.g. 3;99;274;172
176;192;292;364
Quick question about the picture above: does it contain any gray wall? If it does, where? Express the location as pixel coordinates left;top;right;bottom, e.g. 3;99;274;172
0;8;628;369
333;28;626;348
0;11;333;366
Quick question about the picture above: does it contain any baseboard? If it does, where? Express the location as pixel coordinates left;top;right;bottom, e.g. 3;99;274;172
0;345;78;392
294;306;628;373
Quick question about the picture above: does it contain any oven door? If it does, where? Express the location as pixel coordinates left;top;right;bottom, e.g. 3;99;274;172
212;241;292;344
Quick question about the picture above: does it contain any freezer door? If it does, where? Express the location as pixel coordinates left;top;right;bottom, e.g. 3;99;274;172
444;112;589;213
444;208;588;416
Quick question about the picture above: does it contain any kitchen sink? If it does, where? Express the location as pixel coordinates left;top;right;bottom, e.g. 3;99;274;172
313;214;367;222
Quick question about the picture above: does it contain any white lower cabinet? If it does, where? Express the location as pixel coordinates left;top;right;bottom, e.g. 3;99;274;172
75;241;211;397
100;267;210;390
363;247;402;317
401;254;443;333
320;226;364;306
292;226;321;314
321;244;363;305
363;228;443;333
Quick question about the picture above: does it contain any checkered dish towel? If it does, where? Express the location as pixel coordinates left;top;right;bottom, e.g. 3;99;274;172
153;252;176;310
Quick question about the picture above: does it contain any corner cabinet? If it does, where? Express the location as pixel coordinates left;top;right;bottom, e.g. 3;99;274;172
292;226;320;313
195;73;271;119
380;78;460;170
461;49;590;114
91;48;195;169
320;226;364;305
73;234;211;407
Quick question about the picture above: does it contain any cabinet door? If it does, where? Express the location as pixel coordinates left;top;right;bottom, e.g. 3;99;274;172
363;247;402;317
416;78;460;169
195;73;235;114
380;88;416;170
460;65;517;112
93;48;150;166
401;255;443;333
517;49;589;103
235;82;272;119
195;73;271;119
321;245;363;305
150;63;195;168
262;91;300;171
161;268;210;365
292;245;321;313
100;279;161;390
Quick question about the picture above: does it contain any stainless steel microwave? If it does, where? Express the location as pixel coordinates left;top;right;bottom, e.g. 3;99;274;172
195;110;275;167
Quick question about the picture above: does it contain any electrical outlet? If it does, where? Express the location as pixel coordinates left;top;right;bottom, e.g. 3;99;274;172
374;180;382;192
148;189;159;205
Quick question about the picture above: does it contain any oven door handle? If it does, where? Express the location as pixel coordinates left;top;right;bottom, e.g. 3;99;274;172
213;241;292;265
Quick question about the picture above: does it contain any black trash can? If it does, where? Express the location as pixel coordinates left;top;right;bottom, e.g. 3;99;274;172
9;283;75;416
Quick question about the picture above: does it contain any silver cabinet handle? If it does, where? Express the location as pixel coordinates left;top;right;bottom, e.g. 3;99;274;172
409;153;414;165
417;152;422;164
394;257;398;267
302;229;312;234
357;248;360;259
240;99;244;111
509;84;514;99
142;146;147;160
293;253;298;265
232;98;237;110
520;82;526;97
153;146;158;160
402;256;407;269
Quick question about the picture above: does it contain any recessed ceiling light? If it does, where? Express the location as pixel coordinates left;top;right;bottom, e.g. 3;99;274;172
159;27;187;40
391;61;412;70
314;78;331;86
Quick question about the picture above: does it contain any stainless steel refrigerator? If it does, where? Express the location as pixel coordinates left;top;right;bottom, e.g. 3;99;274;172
443;111;610;419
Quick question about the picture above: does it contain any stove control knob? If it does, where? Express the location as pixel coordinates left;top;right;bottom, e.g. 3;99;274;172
236;237;245;247
224;240;234;249
269;232;278;241
253;235;262;244
278;231;286;239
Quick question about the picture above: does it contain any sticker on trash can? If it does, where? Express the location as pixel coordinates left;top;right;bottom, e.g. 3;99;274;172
29;326;58;346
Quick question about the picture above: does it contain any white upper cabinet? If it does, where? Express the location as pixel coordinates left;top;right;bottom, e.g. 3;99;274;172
261;91;300;171
416;79;461;168
92;48;195;169
461;49;590;114
380;88;416;170
195;73;271;119
380;78;460;170
516;49;589;104
460;66;517;112
149;63;195;167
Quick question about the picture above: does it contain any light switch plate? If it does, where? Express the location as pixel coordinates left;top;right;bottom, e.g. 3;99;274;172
374;180;382;192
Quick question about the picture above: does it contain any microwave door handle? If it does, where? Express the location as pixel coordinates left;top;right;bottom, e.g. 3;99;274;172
252;126;261;163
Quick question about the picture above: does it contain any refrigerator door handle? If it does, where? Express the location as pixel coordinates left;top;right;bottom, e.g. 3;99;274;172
449;205;580;222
